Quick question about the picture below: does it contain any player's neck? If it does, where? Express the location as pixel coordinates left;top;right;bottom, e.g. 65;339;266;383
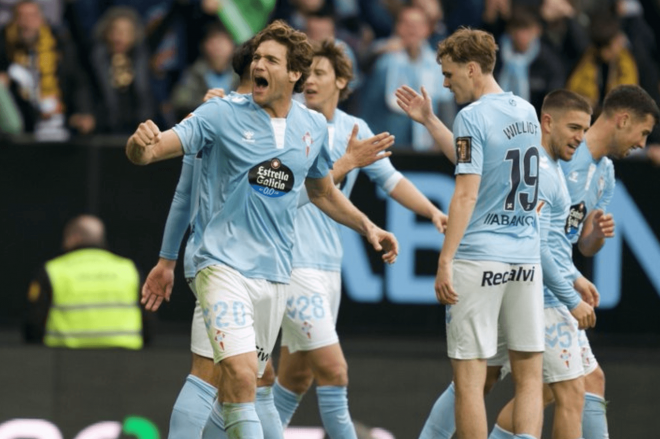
320;98;339;121
473;75;503;101
262;96;293;119
541;141;558;161
584;118;611;161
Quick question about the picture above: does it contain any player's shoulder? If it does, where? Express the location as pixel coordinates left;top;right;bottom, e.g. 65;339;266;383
293;100;327;131
601;156;615;180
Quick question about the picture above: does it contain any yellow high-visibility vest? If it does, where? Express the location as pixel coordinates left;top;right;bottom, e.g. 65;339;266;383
44;248;142;349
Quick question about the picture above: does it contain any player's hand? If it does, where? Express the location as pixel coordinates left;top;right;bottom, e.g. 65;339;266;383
570;300;596;329
141;258;176;312
365;225;398;264
591;209;615;239
431;210;448;234
435;258;458;305
574;276;600;307
127;119;161;164
345;124;394;169
395;85;433;125
203;88;226;102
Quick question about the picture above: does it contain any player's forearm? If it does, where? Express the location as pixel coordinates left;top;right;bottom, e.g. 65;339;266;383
578;233;605;257
310;185;373;236
424;115;455;164
330;155;355;186
439;192;476;263
126;129;184;165
160;162;194;260
389;178;442;220
541;245;581;310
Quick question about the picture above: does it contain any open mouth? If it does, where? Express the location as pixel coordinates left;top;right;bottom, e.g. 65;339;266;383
305;89;318;97
253;76;269;92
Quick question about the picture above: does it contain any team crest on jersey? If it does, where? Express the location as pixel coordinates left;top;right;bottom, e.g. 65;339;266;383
248;158;295;198
560;349;571;368
565;202;587;236
456;137;472;163
302;131;313;156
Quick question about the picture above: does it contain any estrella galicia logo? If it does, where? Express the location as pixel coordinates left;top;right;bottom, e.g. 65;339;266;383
248;158;294;198
565;201;587;236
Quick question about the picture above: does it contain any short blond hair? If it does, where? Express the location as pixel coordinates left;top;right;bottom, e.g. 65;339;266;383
437;28;498;74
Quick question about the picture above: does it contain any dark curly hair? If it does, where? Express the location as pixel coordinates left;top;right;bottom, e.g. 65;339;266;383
252;20;313;93
312;39;354;101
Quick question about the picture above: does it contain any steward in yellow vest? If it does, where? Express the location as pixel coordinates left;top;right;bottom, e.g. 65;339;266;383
24;215;144;349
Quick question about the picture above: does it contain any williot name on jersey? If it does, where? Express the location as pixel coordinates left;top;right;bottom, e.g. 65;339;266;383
502;121;539;140
483;213;537;227
481;265;537;286
248;158;295;198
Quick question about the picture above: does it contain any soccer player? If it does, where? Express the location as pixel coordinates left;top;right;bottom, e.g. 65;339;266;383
139;39;254;439
271;39;448;438
558;85;658;439
126;21;398;439
405;28;545;439
484;90;596;439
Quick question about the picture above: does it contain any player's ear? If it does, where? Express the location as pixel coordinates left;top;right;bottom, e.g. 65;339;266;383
615;112;630;129
288;70;302;85
336;76;348;92
540;112;553;133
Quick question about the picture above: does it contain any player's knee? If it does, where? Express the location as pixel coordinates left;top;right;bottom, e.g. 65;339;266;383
315;359;348;386
220;358;258;401
258;363;276;387
553;379;585;412
286;366;315;394
585;365;606;395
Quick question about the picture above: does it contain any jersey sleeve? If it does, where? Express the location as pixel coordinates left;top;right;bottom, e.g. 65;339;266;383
172;99;223;155
595;160;615;211
159;156;194;260
307;124;332;179
359;120;403;193
452;109;484;176
538;200;581;310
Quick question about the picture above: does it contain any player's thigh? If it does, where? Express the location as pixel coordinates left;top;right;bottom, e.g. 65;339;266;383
577;329;599;376
280;268;339;354
542;306;584;385
486;329;510;389
499;263;544;353
252;280;288;378
187;278;216;360
195;265;259;366
447;260;507;360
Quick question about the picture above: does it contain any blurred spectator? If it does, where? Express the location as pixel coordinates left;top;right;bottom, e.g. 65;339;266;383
361;5;454;151
171;22;235;121
539;0;589;75
90;6;155;135
24;215;145;350
0;70;22;133
0;0;64;28
496;6;564;113
0;0;95;140
565;11;638;113
412;0;448;48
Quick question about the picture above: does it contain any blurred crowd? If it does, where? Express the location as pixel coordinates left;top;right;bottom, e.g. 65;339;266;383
1;0;659;160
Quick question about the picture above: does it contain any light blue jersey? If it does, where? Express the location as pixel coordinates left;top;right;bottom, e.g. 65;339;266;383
453;92;541;263
560;140;615;244
172;94;333;283
291;109;403;271
537;148;581;310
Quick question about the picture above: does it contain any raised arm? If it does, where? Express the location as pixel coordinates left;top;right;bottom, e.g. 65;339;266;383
305;174;398;264
126;120;183;165
331;124;395;185
396;85;456;163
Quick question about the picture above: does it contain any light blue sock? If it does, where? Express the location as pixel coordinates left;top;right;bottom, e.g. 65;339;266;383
489;424;515;439
418;382;455;439
272;379;303;428
316;386;357;439
201;398;228;439
219;402;263;439
168;374;216;439
513;434;537;439
583;392;609;439
256;386;284;439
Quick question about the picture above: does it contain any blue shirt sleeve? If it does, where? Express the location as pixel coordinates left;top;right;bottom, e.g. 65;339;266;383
358;120;403;192
307;125;332;179
595;159;615;211
172;99;224;155
538;197;581;310
159;156;194;260
453;109;484;176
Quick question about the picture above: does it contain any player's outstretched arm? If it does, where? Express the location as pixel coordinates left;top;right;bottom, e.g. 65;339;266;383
126;120;183;165
435;174;480;304
389;178;448;233
331;124;395;185
395;85;456;163
578;209;615;257
306;175;398;264
142;258;176;312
